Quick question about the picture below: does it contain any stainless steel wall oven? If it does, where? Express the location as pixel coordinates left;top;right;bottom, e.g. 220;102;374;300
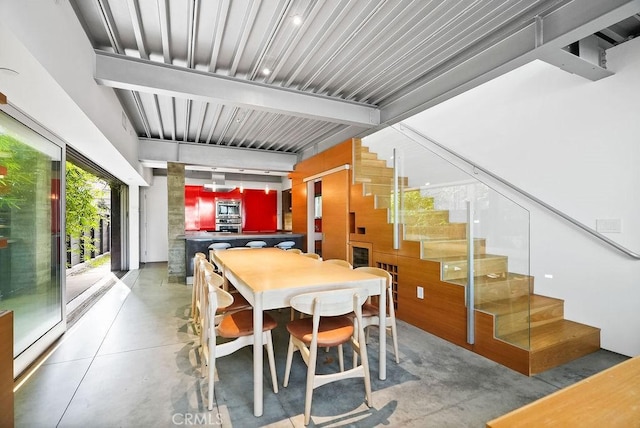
215;199;242;233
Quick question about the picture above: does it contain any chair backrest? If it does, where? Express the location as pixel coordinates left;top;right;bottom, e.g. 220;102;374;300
193;252;207;274
323;259;353;269
300;252;321;260
275;240;296;249
355;267;391;289
287;248;303;254
208;242;231;250
246;240;267;248
201;260;224;287
202;275;235;341
290;287;369;318
355;266;394;315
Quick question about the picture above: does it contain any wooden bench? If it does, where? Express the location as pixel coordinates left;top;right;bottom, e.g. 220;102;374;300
487;355;640;427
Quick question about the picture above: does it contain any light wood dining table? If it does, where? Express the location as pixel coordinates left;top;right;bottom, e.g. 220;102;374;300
211;248;387;417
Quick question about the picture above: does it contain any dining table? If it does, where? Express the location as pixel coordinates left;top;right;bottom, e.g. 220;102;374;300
211;247;387;417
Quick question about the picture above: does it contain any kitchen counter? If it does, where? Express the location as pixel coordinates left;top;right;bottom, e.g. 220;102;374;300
183;231;304;281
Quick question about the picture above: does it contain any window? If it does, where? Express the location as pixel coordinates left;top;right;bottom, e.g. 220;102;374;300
0;110;63;367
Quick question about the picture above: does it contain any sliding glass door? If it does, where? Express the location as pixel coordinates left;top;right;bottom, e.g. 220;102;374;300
0;109;64;376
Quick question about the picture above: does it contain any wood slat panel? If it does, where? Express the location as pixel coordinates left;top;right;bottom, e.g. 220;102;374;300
321;169;349;260
0;311;14;428
473;311;530;375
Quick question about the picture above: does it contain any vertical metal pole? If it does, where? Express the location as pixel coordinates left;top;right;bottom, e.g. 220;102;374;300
466;200;475;345
393;148;399;249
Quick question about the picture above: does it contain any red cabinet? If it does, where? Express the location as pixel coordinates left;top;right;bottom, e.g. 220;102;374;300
184;186;277;232
242;189;277;232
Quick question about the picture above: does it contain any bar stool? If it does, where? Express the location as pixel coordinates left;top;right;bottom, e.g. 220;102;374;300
208;242;231;270
245;240;267;248
275;240;296;250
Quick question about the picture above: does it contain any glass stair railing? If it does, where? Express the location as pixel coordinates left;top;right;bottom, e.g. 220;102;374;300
354;128;532;350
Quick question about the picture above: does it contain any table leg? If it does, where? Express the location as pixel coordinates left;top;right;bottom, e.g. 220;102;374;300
378;279;387;380
253;293;264;417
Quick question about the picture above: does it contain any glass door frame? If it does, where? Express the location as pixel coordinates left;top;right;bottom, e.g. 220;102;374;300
0;104;66;378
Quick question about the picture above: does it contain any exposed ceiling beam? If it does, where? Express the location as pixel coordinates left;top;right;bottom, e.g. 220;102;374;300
94;50;381;127
379;0;640;126
138;138;298;173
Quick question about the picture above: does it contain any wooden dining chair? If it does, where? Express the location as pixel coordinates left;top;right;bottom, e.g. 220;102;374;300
190;252;208;329
323;259;353;269
283;287;373;425
352;267;400;365
200;273;279;411
300;252;321;260
287;248;303;254
199;259;251;325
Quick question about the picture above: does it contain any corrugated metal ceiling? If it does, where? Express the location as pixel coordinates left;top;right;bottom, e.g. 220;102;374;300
69;0;640;163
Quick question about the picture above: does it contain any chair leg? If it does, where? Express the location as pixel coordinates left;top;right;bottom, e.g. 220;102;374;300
207;341;216;411
390;320;399;364
357;323;373;408
337;344;344;372
264;331;279;393
283;337;296;387
304;342;319;426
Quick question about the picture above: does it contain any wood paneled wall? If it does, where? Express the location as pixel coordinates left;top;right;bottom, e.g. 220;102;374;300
320;169;349;260
0;311;14;428
290;140;353;255
291;139;469;349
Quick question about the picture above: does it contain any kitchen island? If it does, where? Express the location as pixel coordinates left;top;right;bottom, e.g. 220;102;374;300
183;231;304;281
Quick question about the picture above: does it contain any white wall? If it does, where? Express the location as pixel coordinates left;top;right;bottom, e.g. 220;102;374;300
141;176;169;263
400;38;640;357
0;1;148;271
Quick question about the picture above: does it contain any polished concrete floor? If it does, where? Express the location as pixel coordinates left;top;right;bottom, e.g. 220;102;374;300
14;262;628;427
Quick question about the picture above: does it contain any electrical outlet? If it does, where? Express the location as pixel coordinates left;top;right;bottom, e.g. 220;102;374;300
417;286;424;299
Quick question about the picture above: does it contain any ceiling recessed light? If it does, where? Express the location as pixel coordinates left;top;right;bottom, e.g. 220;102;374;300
262;68;271;76
292;15;303;26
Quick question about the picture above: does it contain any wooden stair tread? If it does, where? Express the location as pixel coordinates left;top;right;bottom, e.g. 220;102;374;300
502;319;600;352
476;294;562;316
430;253;506;262
447;272;532;287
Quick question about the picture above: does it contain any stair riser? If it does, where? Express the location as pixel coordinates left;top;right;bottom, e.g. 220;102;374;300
530;331;600;375
495;303;564;336
442;257;508;281
402;210;450;224
475;278;533;304
355;151;378;160
404;223;467;240
356;165;394;177
357;158;388;168
422;239;486;258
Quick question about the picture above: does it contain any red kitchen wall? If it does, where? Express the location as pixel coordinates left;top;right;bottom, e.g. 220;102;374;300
185;186;200;231
243;189;277;232
184;186;277;231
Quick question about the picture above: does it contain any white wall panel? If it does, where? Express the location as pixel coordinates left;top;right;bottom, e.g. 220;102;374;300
402;38;640;356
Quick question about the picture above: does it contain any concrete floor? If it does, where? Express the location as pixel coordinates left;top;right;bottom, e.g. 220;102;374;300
14;262;628;427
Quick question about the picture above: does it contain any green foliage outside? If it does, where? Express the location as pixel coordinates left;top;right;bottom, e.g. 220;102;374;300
0;133;39;210
390;188;436;225
65;162;109;255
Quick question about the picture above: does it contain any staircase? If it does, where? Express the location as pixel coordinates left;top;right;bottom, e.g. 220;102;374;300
352;140;600;375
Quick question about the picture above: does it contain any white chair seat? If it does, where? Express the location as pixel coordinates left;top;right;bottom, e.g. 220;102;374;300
245;240;267;248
